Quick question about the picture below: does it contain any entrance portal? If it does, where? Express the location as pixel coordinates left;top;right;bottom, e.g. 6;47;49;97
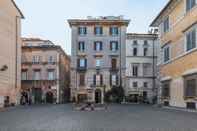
95;89;102;104
46;92;54;104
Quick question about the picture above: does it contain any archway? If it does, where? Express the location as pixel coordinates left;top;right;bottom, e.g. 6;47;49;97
46;91;54;104
95;89;102;104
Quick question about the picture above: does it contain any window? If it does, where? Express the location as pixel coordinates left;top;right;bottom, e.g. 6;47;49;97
110;41;118;51
21;70;28;80
185;78;196;97
48;56;55;64
133;48;138;56
94;26;103;35
162;81;170;98
186;29;196;51
144;48;148;56
186;0;196;12
78;58;87;68
95;59;101;67
33;70;41;80
143;63;152;76
144;82;148;88
93;74;103;86
133;82;138;88
163;45;170;63
78;41;85;52
79;73;85;86
111;58;117;69
133;64;138;77
94;41;103;51
48;70;55;80
111;74;118;86
110;27;119;35
163;17;169;33
78;27;87;35
32;56;41;64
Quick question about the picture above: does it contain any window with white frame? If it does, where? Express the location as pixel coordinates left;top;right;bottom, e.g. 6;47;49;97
111;74;118;86
78;27;87;35
95;59;101;67
186;0;196;12
110;41;118;51
110;27;119;35
78;58;86;68
78;41;85;52
163;17;169;33
163;44;170;63
186;28;196;51
48;69;55;80
132;64;139;77
21;70;28;80
94;26;103;35
94;41;103;51
33;70;41;80
48;56;55;64
32;56;41;64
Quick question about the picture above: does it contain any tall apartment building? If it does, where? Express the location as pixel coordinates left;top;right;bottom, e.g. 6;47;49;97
151;0;197;109
21;38;70;104
125;33;158;103
0;0;24;107
68;16;130;103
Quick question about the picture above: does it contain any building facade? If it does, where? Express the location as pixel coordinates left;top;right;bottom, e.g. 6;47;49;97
125;33;158;103
68;16;130;103
21;38;70;104
151;0;197;109
0;0;24;107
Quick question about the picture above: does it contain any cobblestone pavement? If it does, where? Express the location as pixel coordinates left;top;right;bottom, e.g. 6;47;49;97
0;104;197;131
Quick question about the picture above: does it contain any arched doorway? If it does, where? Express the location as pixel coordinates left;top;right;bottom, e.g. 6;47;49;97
95;89;102;104
46;91;53;104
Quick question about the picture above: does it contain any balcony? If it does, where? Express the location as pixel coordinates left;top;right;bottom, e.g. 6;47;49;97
110;67;119;72
77;67;87;72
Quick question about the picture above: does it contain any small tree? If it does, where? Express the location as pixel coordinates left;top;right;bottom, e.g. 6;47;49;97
104;86;124;103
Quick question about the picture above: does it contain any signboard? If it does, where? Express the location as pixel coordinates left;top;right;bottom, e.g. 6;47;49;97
0;96;4;108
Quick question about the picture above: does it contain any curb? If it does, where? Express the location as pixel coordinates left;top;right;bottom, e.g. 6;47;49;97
163;106;197;113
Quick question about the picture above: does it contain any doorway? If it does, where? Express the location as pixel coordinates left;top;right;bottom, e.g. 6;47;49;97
46;91;54;104
95;89;102;104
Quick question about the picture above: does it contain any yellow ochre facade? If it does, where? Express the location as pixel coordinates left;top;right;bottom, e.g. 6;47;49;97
151;0;197;109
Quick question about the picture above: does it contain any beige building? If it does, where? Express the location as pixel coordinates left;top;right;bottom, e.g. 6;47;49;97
21;38;70;104
151;0;197;109
125;33;158;103
68;16;130;103
0;0;24;107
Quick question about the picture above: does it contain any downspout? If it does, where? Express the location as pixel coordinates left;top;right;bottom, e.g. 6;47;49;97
152;37;156;104
119;27;122;88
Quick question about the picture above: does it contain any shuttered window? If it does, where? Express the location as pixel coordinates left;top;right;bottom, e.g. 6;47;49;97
186;29;196;51
186;0;196;12
185;79;196;97
162;82;170;97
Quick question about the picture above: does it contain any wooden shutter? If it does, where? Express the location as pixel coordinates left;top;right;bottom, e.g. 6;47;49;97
94;75;96;85
100;74;103;85
77;59;80;67
116;42;118;50
192;30;196;49
100;42;103;50
116;75;119;86
110;42;112;50
84;27;87;34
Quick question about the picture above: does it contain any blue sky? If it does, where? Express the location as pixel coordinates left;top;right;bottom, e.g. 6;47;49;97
15;0;168;55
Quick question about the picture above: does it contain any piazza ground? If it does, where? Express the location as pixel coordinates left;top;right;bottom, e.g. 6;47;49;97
0;104;197;131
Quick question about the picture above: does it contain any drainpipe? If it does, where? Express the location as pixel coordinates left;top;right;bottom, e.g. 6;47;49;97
15;16;19;105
